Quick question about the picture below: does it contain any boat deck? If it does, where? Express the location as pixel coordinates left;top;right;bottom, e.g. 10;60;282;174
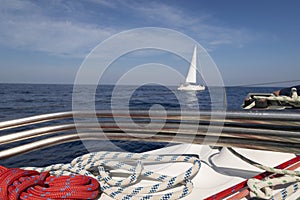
1;111;300;199
98;144;299;200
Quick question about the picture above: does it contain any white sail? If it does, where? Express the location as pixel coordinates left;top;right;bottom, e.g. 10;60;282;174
185;45;197;83
178;45;205;91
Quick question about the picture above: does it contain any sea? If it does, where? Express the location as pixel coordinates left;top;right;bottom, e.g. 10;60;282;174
0;83;289;168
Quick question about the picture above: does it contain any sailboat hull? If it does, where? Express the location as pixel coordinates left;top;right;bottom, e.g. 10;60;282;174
177;83;205;91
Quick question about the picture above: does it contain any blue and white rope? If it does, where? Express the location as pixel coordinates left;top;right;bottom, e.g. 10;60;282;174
23;151;201;200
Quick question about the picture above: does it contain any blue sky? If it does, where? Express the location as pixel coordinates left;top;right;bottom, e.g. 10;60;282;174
0;0;300;86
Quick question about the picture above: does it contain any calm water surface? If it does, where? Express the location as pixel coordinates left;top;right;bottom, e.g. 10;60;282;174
0;84;286;167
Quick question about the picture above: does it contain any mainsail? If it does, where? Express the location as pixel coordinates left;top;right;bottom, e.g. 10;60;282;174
178;45;205;91
185;46;197;83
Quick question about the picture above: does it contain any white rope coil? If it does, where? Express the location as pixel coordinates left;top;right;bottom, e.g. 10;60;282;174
247;164;300;200
23;151;201;200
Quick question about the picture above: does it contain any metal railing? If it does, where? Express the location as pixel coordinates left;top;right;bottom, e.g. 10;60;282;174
0;110;300;159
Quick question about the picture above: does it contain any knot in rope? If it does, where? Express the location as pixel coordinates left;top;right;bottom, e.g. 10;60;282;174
24;151;201;200
0;165;100;200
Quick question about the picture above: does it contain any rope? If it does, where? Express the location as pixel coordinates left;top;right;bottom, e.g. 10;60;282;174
228;148;300;200
254;95;300;107
228;161;300;200
0;165;100;200
203;155;300;200
244;87;300;109
248;177;299;199
247;165;300;199
23;151;201;200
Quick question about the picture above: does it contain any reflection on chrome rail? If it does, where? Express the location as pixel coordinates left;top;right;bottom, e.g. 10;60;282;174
0;110;300;159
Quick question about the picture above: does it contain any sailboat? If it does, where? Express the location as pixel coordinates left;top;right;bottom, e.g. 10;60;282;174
178;45;205;91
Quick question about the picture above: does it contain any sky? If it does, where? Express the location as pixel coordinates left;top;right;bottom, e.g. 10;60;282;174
0;0;300;86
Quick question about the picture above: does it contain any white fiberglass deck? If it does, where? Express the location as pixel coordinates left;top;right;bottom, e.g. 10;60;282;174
99;144;299;200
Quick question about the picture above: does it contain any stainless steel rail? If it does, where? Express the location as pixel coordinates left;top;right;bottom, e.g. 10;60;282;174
2;110;300;130
0;110;299;159
1;122;300;145
1;132;299;159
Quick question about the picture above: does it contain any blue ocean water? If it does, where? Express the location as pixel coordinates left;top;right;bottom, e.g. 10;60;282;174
0;84;283;167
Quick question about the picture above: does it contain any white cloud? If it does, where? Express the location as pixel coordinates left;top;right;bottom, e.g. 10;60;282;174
0;0;259;57
0;19;114;56
209;39;232;46
87;0;116;8
120;1;258;49
1;0;36;11
128;3;198;27
0;0;118;57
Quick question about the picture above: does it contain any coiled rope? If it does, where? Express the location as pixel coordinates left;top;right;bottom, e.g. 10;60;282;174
204;152;300;200
0;165;99;200
228;148;300;200
23;151;201;200
247;165;300;199
228;161;300;200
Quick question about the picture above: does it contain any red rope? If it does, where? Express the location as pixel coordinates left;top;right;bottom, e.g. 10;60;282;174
0;165;100;200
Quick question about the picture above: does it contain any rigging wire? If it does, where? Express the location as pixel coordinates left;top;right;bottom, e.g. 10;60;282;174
231;79;300;87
